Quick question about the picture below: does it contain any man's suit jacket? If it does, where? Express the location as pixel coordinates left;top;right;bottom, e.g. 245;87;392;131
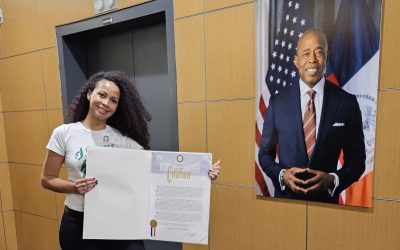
258;80;366;203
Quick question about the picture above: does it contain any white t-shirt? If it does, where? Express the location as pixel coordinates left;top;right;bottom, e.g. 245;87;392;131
46;122;143;212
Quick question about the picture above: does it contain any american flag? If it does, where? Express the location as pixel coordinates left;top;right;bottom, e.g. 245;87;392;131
265;0;313;96
256;0;313;196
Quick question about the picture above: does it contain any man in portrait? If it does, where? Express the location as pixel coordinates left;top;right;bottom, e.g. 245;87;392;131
258;28;366;203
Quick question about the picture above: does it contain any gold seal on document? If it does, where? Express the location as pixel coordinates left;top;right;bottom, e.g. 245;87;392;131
150;219;157;228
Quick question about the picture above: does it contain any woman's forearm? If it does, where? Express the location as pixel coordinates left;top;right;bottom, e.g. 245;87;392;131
41;175;79;194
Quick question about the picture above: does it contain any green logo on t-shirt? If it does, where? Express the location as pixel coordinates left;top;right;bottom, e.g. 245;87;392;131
75;147;87;177
81;159;87;177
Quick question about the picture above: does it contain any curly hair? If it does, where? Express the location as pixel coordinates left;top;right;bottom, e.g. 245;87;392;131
65;71;151;149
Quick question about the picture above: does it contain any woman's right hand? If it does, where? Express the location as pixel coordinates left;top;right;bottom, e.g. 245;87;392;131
75;177;98;194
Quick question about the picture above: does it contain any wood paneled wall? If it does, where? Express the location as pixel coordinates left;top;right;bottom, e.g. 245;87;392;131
175;0;400;250
0;0;399;249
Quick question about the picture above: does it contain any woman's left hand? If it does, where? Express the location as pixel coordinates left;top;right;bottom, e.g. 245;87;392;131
208;159;221;181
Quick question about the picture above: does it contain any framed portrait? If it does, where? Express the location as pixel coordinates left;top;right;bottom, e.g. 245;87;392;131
255;0;382;207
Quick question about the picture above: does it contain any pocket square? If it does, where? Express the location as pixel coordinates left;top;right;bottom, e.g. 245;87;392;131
332;122;345;127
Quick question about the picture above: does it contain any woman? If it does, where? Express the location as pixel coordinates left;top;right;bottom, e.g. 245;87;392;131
41;71;220;250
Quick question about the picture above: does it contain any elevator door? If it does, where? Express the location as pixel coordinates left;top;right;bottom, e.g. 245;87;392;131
86;19;178;152
56;2;180;249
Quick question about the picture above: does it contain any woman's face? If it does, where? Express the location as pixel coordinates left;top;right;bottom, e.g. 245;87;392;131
87;79;120;122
